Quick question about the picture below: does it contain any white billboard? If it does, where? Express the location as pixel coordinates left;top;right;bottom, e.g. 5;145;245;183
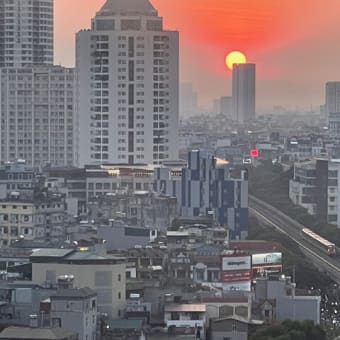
222;256;251;271
252;252;282;266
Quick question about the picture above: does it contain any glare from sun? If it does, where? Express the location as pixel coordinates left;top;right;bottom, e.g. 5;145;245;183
225;51;247;70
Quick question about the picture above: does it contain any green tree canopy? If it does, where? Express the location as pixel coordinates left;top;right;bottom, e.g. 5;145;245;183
250;320;326;340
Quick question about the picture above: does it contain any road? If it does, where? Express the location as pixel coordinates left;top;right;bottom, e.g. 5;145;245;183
249;195;340;283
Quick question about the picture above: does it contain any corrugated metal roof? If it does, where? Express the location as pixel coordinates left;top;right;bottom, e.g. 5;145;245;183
0;326;76;339
30;248;74;258
106;319;143;329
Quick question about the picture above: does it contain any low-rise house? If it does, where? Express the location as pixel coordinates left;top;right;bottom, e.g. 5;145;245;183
164;303;206;338
192;244;223;285
0;282;55;326
102;319;146;340
255;275;321;324
50;286;97;340
166;231;190;251
126;294;152;323
209;316;263;340
168;251;192;285
0;191;66;246
125;246;167;283
30;248;126;319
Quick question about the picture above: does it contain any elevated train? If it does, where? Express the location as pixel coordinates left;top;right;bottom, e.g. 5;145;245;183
302;228;336;256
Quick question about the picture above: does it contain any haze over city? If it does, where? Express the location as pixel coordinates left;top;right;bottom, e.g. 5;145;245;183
1;0;340;339
55;0;340;110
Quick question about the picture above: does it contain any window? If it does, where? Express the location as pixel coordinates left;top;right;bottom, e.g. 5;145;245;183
171;312;180;320
118;274;121;282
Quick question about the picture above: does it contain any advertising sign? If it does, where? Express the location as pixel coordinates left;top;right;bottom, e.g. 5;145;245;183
252;252;282;266
221;255;251;283
222;256;251;271
221;270;251;282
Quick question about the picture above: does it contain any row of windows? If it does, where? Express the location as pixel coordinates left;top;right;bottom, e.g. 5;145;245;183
0;226;33;236
118;115;144;120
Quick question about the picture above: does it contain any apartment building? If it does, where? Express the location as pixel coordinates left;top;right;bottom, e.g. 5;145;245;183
0;66;75;167
76;0;179;165
0;0;53;67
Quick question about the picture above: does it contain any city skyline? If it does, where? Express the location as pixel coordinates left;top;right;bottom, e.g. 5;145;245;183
55;0;340;111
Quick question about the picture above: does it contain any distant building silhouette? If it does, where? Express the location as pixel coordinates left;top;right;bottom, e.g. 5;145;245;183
325;82;340;135
180;82;198;118
232;63;256;124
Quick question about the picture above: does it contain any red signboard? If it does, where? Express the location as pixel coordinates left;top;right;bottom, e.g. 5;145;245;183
221;270;251;283
250;149;259;157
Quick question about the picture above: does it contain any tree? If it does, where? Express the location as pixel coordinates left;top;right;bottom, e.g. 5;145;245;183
250;320;326;340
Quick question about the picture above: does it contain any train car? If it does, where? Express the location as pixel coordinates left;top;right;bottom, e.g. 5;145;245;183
302;228;336;256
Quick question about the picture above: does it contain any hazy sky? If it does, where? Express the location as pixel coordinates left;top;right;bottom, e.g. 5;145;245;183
55;0;340;111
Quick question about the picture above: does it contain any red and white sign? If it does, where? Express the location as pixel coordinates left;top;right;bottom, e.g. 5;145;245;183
221;255;252;283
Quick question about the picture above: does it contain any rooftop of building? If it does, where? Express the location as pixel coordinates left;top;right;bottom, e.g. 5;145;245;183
229;240;281;252
211;316;263;326
97;0;158;17
11;239;70;250
30;248;126;264
171;216;216;229
85;164;156;178
166;231;190;237
201;295;249;303
0;326;77;339
0;191;65;205
105;318;144;330
30;248;75;259
195;244;223;257
124;246;167;258
164;304;206;313
43;167;86;179
51;287;96;300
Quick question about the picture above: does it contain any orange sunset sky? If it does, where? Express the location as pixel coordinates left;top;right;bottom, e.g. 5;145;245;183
55;0;340;111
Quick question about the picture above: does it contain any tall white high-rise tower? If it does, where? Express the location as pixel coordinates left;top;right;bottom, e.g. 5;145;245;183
76;0;179;166
232;63;256;124
0;0;54;67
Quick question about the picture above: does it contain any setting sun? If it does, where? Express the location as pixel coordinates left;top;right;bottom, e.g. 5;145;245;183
225;51;247;70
